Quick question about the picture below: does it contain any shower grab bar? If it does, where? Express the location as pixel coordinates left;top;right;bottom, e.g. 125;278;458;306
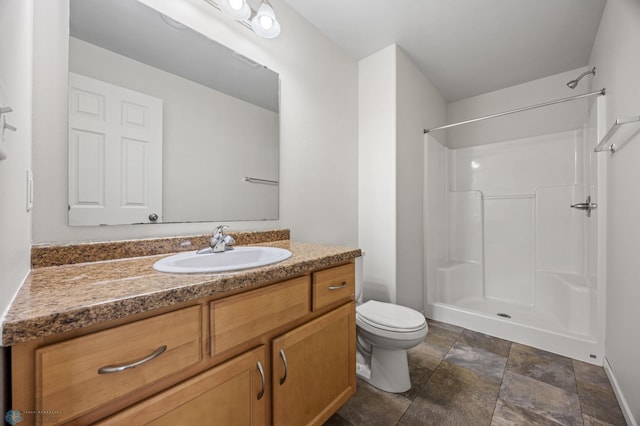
424;89;605;133
594;115;640;154
482;194;535;200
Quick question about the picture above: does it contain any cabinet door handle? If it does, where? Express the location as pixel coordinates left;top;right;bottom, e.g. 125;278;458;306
257;361;265;400
97;345;167;374
279;349;288;385
328;281;347;290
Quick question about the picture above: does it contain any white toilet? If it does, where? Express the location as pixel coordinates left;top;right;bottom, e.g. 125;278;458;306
355;257;428;393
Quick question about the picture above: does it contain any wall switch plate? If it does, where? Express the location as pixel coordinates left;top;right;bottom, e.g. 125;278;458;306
26;169;33;211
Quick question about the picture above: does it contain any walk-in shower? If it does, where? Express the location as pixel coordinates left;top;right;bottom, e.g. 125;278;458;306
424;89;606;364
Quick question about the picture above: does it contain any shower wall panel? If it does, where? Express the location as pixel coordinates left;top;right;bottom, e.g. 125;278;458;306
449;131;579;194
424;136;449;306
448;191;482;262
446;130;586;308
484;197;534;306
536;185;585;274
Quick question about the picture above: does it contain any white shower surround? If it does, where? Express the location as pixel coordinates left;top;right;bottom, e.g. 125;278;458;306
425;105;604;364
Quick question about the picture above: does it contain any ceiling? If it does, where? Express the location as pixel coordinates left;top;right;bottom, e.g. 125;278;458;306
282;0;607;102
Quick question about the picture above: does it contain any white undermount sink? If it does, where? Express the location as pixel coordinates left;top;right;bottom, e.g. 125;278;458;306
153;246;292;274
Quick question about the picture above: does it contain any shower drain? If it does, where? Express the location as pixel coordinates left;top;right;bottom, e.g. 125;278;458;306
497;313;512;319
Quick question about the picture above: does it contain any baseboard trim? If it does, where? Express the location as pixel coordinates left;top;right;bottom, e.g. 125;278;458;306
603;356;637;426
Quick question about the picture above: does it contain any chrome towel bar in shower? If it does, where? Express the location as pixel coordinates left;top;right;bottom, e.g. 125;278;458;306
594;115;640;154
244;176;279;185
0;106;16;132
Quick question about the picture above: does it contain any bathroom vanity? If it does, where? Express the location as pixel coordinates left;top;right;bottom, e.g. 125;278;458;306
4;231;360;425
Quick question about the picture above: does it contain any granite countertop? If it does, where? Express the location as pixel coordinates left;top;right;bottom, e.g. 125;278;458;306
3;240;361;346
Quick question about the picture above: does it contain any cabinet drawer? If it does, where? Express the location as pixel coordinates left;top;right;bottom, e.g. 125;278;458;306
98;346;267;425
312;263;355;311
36;306;202;424
210;276;310;356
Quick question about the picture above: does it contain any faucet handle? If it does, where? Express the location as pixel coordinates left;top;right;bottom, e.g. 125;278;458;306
210;225;234;253
212;225;229;238
223;234;235;247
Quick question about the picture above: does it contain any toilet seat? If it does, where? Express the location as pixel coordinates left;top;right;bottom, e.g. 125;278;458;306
356;300;426;333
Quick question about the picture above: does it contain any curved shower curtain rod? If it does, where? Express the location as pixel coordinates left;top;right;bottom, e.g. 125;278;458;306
424;88;606;134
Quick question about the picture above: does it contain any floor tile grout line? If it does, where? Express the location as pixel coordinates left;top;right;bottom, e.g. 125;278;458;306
490;341;513;424
571;358;586;424
396;320;460;426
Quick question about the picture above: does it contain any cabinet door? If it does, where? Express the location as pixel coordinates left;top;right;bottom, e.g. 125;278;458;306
98;346;268;425
272;302;356;426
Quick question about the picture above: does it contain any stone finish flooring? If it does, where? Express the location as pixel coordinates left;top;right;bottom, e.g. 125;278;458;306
325;319;627;426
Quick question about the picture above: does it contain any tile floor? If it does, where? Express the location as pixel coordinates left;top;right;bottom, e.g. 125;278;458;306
325;319;627;426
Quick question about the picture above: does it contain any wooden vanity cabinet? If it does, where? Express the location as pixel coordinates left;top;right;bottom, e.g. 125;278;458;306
272;302;356;426
12;262;356;426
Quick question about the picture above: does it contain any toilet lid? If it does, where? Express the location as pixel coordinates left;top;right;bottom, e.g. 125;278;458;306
356;300;426;332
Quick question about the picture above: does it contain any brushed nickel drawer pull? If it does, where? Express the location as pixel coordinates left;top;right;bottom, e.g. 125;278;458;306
328;281;347;290
97;345;167;374
279;349;288;385
257;361;265;400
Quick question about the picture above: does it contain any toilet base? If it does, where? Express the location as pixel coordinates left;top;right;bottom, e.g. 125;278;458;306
358;346;411;393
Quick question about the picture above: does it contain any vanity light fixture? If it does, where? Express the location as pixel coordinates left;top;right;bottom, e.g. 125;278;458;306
250;1;281;39
218;0;251;20
216;0;281;39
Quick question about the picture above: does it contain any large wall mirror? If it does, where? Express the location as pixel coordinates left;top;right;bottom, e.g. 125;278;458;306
68;0;279;226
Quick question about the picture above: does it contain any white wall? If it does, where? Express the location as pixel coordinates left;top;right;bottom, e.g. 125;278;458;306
33;0;358;246
0;0;33;315
0;0;34;410
358;45;446;307
69;38;279;223
589;0;640;423
446;67;592;148
358;45;396;302
396;48;447;310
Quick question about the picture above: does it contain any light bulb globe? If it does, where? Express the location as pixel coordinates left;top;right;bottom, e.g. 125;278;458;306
251;3;281;38
219;0;251;20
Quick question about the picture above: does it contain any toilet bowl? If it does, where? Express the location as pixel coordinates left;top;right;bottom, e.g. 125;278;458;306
356;300;428;392
354;258;428;393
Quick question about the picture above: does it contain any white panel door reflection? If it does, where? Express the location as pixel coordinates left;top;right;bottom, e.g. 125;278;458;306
68;72;163;225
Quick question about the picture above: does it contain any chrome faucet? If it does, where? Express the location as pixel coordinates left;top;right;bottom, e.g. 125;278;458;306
197;225;235;254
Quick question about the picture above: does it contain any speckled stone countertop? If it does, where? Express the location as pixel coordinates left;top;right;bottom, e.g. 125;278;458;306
31;229;291;268
4;239;361;346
